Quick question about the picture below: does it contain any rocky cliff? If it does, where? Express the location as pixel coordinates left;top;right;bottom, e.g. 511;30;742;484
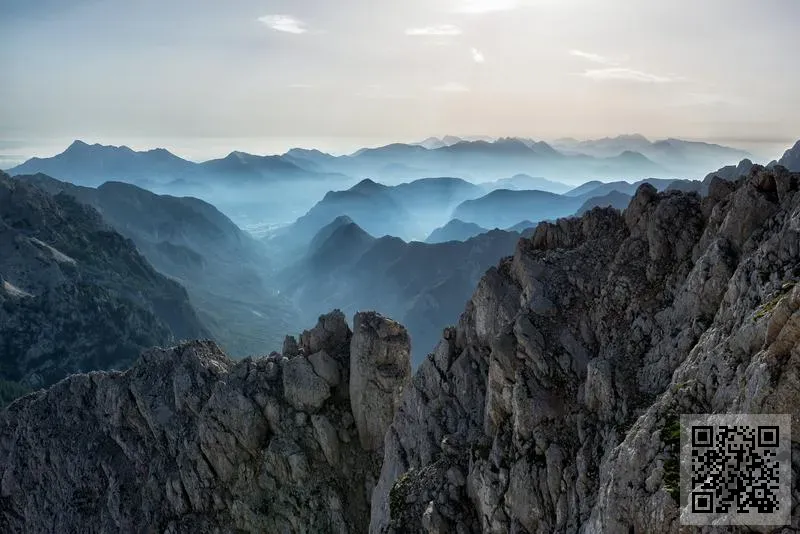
372;165;800;533
0;310;411;533
1;166;799;533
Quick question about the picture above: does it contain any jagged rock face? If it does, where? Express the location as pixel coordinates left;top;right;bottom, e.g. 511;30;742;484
371;166;800;533
0;310;412;534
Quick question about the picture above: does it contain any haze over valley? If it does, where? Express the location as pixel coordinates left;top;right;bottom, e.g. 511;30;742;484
5;137;800;367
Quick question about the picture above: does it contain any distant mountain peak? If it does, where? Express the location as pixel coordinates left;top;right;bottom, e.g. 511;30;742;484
615;133;650;142
286;147;331;158
331;214;354;225
351;178;387;192
67;139;90;150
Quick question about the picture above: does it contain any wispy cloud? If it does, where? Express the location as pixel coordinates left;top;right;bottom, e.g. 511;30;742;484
471;48;485;63
570;49;680;83
570;50;623;66
582;67;677;83
258;15;307;34
453;0;519;13
405;24;462;36
356;85;411;100
433;82;470;92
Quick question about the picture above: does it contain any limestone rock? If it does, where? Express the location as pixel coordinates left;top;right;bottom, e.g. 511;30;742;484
371;168;800;534
282;354;331;412
350;312;412;451
0;311;407;534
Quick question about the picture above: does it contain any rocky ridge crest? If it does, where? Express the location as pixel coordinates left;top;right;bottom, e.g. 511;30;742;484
0;310;411;533
372;165;800;533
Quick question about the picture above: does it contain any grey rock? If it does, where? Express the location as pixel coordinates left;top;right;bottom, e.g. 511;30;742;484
350;312;412;451
0;311;403;534
309;349;342;387
283;335;300;357
282;354;331;412
371;168;800;534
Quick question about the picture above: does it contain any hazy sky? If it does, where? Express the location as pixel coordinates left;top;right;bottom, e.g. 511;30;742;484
1;0;798;160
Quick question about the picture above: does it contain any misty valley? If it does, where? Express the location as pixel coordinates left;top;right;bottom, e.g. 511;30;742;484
2;135;772;378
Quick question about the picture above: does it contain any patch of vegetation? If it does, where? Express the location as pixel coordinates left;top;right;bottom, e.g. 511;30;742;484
660;414;681;503
754;280;797;321
670;381;691;394
389;470;413;521
0;380;31;409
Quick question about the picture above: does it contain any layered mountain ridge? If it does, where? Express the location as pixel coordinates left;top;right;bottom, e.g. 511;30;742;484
279;219;531;363
18;174;298;357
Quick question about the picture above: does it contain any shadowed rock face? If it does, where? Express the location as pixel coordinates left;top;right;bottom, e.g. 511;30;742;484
0;172;208;387
0;310;411;534
371;166;800;533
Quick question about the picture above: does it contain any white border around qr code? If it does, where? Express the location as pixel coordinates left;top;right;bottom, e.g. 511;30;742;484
680;414;791;526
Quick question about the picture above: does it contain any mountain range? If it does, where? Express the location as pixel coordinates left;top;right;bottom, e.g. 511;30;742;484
551;134;752;174
7;135;753;194
7;141;355;228
290;137;673;183
18;173;299;358
265;177;486;253
5;136;760;234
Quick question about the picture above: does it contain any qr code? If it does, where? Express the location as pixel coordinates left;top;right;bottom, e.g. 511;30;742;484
680;414;791;526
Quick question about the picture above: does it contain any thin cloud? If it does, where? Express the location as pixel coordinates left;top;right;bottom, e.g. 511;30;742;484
570;50;622;66
433;82;470;92
454;0;519;13
405;24;462;36
356;85;412;100
258;15;307;34
582;67;677;83
471;48;485;63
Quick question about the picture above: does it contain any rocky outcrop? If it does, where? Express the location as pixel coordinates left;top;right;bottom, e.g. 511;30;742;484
350;312;412;451
703;157;755;184
778;140;800;171
0;310;412;533
371;166;800;533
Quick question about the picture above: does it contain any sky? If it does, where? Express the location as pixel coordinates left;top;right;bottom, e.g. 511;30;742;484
1;0;798;162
